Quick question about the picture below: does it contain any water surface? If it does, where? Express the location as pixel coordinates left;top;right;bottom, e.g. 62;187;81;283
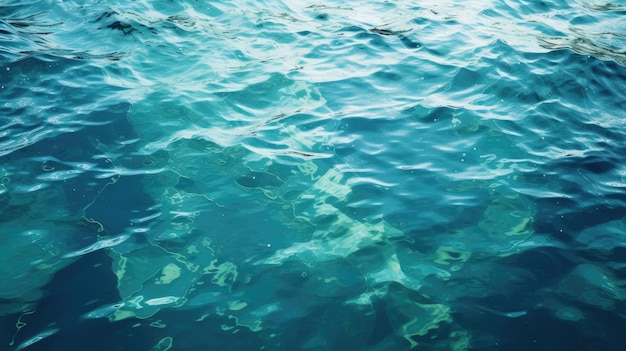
1;1;626;350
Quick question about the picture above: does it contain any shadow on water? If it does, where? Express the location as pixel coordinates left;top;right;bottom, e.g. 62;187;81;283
4;251;157;351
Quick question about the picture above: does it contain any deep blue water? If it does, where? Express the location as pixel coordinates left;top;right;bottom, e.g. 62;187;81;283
1;1;626;350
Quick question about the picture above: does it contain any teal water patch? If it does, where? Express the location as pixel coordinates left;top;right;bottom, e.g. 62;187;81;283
2;0;626;350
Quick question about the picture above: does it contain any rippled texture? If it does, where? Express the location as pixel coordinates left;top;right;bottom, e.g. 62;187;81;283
1;0;626;350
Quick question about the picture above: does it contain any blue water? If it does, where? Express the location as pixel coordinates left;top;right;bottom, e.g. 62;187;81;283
1;0;626;350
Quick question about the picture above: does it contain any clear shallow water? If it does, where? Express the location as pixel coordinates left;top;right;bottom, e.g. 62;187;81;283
1;0;625;350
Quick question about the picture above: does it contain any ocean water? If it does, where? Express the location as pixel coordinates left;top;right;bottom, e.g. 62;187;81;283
1;0;625;350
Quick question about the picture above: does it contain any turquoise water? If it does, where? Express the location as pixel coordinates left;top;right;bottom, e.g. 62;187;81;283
1;0;626;350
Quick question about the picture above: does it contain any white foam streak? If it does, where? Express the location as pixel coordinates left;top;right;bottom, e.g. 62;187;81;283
63;234;130;258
